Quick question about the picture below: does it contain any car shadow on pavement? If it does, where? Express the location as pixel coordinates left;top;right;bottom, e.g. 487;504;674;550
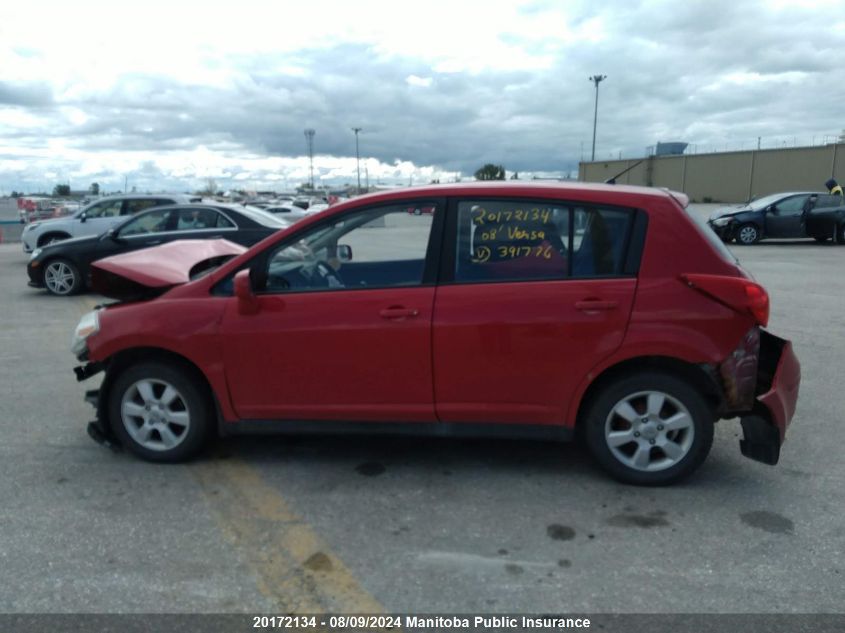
203;432;739;489
213;433;595;476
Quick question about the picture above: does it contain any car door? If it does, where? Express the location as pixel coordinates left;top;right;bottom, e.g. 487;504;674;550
765;195;809;237
217;200;444;422
432;199;639;426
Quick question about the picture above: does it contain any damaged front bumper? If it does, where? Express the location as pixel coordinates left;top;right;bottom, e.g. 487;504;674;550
707;221;736;242
719;328;801;465
74;362;121;451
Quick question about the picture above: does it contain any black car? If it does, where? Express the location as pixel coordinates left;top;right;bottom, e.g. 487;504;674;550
707;191;845;244
27;204;289;295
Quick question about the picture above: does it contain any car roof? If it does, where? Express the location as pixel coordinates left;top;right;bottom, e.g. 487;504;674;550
320;181;683;216
93;193;198;200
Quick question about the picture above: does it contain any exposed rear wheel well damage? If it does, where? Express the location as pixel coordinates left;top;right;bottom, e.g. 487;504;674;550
575;356;722;430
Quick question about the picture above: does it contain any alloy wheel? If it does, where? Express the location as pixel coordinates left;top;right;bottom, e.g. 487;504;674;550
43;261;77;295
604;390;695;472
120;379;191;451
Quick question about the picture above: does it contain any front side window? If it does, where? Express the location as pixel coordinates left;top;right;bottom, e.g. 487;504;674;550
84;200;123;218
454;200;633;283
118;209;174;236
258;202;437;293
774;195;808;216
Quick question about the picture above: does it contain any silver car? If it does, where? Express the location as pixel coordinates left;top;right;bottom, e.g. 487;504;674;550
21;194;201;253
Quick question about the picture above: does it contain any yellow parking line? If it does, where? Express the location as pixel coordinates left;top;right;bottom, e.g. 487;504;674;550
194;459;386;614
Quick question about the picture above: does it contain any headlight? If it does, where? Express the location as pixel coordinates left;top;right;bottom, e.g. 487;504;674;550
24;222;40;232
29;248;42;260
711;217;733;227
71;310;100;357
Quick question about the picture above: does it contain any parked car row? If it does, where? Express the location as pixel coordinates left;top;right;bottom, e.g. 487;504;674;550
22;194;202;252
27;202;289;295
66;182;800;486
707;191;845;244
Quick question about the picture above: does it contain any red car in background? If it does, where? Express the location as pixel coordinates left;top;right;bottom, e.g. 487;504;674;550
71;182;800;485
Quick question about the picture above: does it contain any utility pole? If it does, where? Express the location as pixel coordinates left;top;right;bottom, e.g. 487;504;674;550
304;129;316;190
351;127;362;193
589;75;607;162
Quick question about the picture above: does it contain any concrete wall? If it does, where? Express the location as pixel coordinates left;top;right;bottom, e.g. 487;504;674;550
579;144;845;202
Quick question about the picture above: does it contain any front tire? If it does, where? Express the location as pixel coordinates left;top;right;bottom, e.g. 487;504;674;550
736;223;760;245
108;362;211;462
43;258;83;296
583;372;714;486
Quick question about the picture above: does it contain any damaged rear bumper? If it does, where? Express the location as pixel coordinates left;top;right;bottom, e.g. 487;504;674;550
722;329;800;465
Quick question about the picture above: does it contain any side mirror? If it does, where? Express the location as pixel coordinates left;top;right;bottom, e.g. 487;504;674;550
107;227;119;240
234;269;259;313
336;244;353;262
79;212;87;223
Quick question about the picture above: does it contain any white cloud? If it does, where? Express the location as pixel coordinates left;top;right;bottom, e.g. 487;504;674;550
1;0;845;191
406;75;432;88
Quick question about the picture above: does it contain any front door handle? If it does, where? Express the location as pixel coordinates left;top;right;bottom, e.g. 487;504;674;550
575;299;619;312
379;306;420;319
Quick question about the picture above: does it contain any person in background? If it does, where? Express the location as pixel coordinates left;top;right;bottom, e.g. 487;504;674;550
825;178;843;196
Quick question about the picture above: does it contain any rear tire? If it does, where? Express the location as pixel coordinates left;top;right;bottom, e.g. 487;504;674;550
583;372;714;486
736;223;760;245
813;235;829;243
108;362;211;462
42;258;83;296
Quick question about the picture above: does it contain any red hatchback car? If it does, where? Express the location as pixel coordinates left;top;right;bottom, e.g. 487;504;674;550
72;182;800;485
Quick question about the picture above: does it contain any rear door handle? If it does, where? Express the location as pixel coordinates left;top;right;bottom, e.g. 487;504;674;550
379;307;420;319
575;299;619;311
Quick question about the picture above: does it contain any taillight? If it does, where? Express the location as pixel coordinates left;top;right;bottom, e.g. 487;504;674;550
681;273;770;327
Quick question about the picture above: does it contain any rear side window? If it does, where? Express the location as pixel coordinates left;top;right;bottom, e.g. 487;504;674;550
124;199;161;215
85;199;123;218
454;200;634;283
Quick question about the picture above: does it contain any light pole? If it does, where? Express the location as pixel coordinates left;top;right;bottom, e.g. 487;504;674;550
304;128;316;190
589;75;606;162
352;127;362;193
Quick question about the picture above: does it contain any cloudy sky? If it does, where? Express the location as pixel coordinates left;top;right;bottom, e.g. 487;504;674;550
2;0;845;194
